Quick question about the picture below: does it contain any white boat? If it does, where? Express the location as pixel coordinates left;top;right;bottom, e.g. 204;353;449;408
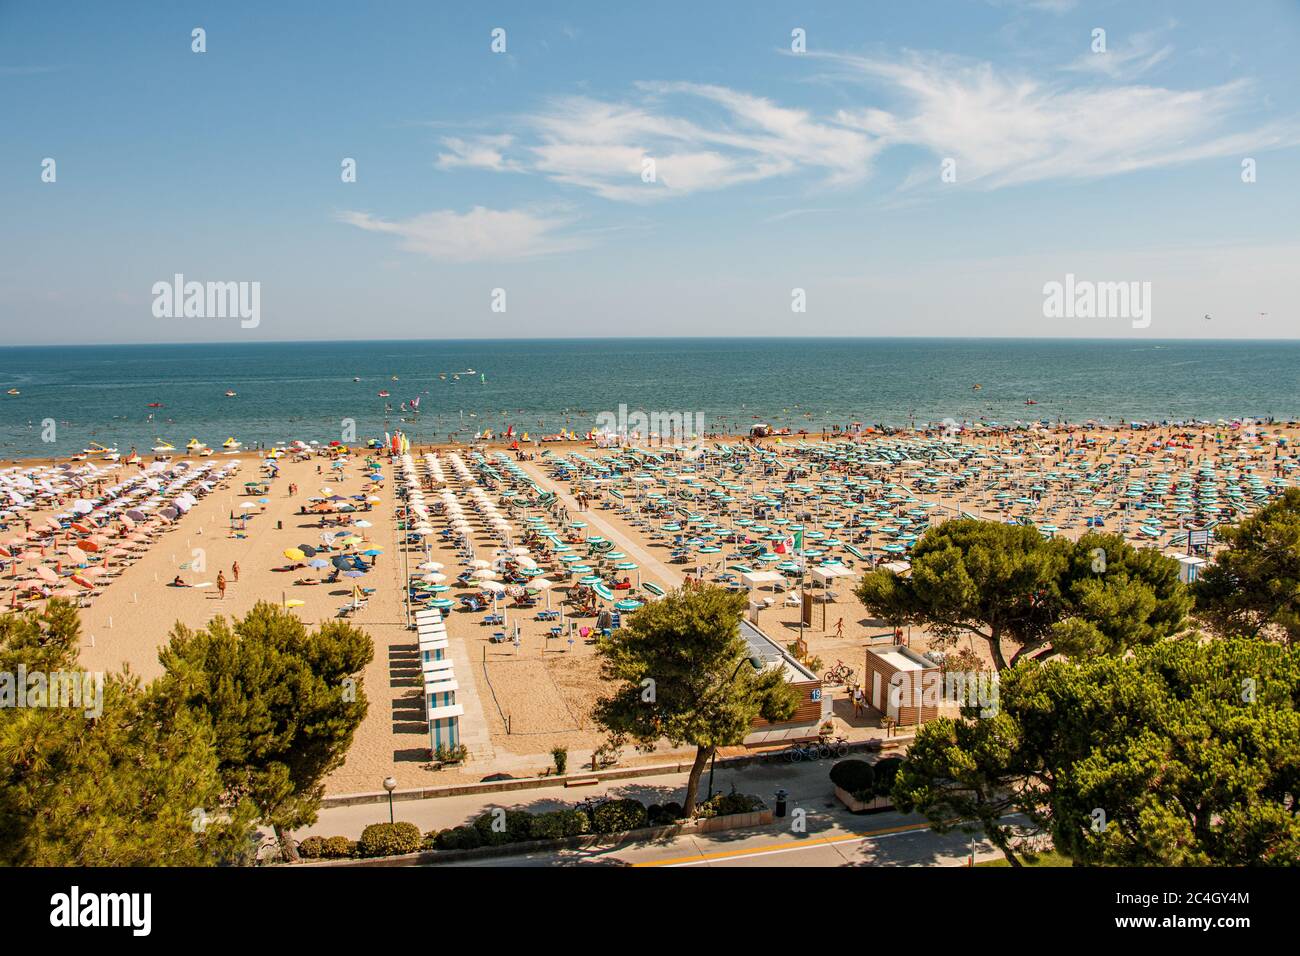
225;389;237;398
222;437;242;450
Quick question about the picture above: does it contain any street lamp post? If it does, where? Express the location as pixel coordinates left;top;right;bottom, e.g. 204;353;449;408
382;776;397;825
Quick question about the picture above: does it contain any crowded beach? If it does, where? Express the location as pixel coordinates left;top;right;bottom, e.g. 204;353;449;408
1;416;1295;793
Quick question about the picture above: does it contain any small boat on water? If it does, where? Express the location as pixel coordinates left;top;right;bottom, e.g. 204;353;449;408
1025;399;1039;405
5;389;19;396
378;390;390;398
972;384;982;390
153;439;176;452
84;442;120;462
222;437;242;450
225;389;237;397
353;377;361;382
147;402;164;407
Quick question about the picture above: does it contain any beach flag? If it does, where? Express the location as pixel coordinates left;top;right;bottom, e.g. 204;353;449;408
775;533;793;554
775;530;804;555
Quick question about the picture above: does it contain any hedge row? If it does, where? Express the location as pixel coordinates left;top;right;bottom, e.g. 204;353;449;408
829;756;904;801
297;792;766;861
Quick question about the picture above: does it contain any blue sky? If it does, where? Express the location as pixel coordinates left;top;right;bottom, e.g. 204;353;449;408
2;0;1298;344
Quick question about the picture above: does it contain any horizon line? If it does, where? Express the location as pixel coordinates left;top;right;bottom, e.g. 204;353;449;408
4;334;1300;350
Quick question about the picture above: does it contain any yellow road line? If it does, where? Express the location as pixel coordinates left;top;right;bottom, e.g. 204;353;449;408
632;819;935;867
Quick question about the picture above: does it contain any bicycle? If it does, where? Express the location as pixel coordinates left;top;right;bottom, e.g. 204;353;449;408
818;735;850;759
783;742;822;763
823;660;856;685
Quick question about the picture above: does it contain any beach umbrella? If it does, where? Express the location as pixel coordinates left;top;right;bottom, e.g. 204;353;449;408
283;548;306;562
308;558;330;569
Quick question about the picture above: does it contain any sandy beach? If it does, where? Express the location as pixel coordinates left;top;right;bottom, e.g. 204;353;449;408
4;419;1295;796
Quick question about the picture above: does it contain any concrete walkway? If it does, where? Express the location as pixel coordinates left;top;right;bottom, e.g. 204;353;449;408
514;459;685;589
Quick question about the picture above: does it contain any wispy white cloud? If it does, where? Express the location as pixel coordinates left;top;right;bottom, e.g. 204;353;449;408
433;47;1296;202
435;135;523;172
826;50;1298;189
338;206;586;262
986;0;1078;14
1064;28;1174;80
515;84;883;202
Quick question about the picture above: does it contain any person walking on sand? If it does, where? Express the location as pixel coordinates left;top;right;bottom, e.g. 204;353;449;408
231;561;240;583
834;616;845;639
217;571;227;600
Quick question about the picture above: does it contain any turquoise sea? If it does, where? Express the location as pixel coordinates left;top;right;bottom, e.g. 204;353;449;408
0;338;1297;459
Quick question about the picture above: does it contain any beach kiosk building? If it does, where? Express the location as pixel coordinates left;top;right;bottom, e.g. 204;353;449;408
416;609;463;752
739;620;829;746
862;644;942;727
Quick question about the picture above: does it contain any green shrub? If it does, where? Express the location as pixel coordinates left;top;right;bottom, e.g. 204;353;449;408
830;759;876;799
592;798;648;833
434;744;468;765
555;808;589;837
357;822;423;858
473;809;534;845
297;836;325;859
659;801;684;823
435;825;483;851
695;790;763;819
529;811;568;841
873;756;904;799
320;836;356;859
551;745;568;775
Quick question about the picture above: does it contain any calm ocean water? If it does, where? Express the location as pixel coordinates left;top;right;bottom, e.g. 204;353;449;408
0;338;1296;459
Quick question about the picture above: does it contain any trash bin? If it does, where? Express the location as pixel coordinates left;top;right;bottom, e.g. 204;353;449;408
276;520;283;530
775;788;788;818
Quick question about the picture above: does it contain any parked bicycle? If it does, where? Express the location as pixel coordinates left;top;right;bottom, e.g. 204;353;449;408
783;742;823;763
817;735;850;759
823;660;856;685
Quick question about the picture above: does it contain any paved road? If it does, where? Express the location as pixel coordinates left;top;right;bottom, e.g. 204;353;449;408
437;813;1002;867
304;758;1021;868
